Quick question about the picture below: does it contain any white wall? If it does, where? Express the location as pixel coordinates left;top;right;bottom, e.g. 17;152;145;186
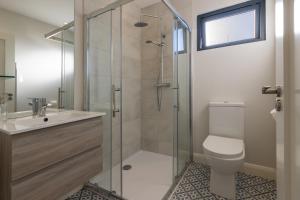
171;0;276;168
74;0;84;110
0;8;63;111
192;0;276;168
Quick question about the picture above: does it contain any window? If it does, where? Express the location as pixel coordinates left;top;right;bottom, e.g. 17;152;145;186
197;0;266;51
177;24;187;54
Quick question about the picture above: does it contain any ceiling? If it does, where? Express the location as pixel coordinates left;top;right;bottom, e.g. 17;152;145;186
0;0;74;27
0;0;164;27
134;0;161;8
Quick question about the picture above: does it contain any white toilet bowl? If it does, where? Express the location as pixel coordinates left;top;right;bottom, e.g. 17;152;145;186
203;101;245;199
203;135;245;199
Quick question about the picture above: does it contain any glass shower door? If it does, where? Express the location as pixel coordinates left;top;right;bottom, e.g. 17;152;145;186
173;19;192;177
86;9;122;196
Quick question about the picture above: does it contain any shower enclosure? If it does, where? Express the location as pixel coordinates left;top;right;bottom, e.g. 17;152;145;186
85;0;192;199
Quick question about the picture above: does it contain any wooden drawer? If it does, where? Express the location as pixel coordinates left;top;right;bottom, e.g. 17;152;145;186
11;117;102;181
11;147;102;200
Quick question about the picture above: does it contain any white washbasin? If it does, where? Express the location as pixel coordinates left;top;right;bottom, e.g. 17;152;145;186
0;110;106;135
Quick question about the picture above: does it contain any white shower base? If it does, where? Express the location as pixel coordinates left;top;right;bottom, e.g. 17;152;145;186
120;151;173;200
91;150;173;200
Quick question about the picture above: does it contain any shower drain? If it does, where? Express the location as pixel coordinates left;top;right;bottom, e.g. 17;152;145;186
122;165;132;170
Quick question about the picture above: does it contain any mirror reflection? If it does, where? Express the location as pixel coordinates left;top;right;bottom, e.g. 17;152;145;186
0;0;74;115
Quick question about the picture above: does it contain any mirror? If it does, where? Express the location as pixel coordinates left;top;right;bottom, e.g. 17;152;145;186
0;0;74;113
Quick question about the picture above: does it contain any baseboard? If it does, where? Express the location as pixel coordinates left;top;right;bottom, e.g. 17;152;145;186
240;162;276;180
193;153;276;180
193;152;207;164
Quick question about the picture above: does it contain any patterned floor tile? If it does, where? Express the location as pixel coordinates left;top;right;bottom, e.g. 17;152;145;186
66;184;120;200
169;162;277;200
67;162;276;200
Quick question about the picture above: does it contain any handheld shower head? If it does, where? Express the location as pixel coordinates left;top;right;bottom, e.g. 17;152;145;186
145;40;167;47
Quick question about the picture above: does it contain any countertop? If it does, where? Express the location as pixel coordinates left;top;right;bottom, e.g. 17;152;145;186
0;110;106;135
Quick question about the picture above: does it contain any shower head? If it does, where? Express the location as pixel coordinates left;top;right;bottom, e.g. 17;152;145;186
134;21;148;28
146;40;160;46
134;13;161;28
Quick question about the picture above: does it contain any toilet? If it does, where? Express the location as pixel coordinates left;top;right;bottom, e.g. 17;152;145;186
203;102;245;199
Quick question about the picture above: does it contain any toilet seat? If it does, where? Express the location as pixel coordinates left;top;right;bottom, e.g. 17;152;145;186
203;135;244;159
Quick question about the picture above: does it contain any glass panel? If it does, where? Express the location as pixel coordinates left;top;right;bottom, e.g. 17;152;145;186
87;11;113;192
61;27;74;110
205;10;256;46
121;2;175;199
111;7;122;197
176;21;191;174
173;20;191;177
173;19;179;180
178;28;185;52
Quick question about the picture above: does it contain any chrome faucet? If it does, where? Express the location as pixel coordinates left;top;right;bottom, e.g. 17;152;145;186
39;105;48;117
29;98;49;117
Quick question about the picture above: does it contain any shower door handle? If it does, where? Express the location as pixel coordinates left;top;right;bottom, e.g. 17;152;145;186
172;86;180;111
112;85;120;118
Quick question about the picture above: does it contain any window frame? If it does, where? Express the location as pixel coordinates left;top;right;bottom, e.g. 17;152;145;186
197;0;266;51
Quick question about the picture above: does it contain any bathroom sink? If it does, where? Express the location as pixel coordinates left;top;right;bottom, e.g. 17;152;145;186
15;112;94;126
0;110;106;134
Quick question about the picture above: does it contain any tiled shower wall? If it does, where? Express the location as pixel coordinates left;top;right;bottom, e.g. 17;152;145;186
114;1;176;163
141;2;174;156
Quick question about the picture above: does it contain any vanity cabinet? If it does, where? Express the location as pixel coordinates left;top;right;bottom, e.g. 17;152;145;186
0;117;103;200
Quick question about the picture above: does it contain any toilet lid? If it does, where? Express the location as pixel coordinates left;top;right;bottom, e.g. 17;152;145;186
203;135;244;159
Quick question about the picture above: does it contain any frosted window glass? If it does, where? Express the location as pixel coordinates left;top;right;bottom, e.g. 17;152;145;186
178;28;184;52
205;10;256;47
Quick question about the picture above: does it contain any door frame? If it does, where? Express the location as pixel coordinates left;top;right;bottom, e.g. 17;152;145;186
275;0;296;199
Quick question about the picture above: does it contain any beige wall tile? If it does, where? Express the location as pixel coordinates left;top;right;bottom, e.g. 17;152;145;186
141;2;174;156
